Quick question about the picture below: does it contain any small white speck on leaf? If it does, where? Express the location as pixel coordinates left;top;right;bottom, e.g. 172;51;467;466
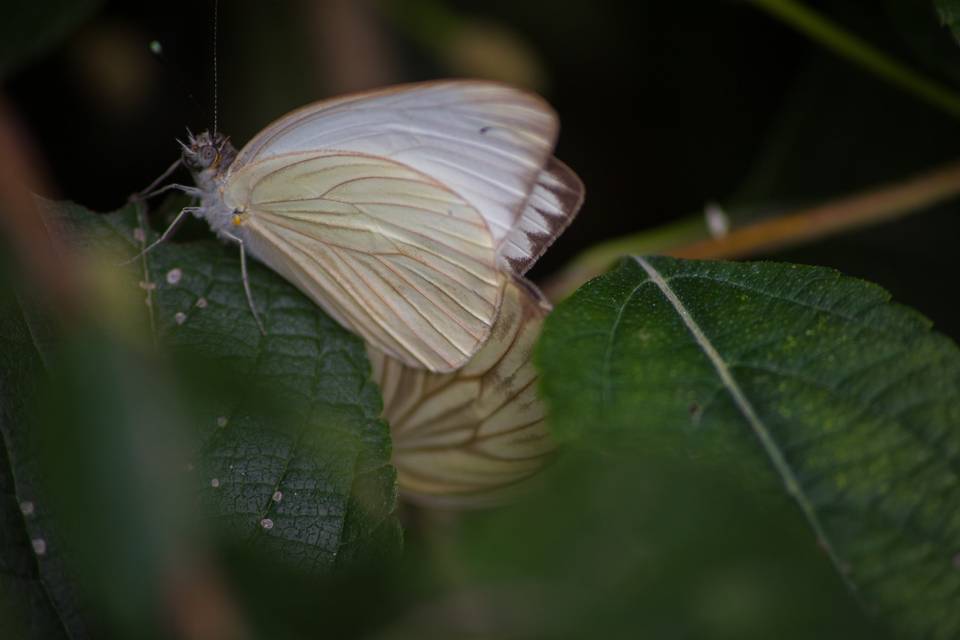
133;228;146;242
32;538;46;555
174;312;187;325
166;268;183;285
210;478;220;488
196;297;208;309
272;491;283;503
20;501;34;516
260;518;274;530
216;416;228;428
149;40;163;55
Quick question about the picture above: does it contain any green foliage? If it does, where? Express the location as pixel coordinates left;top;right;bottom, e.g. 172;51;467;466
935;0;960;43
0;201;401;635
537;256;960;638
437;452;885;639
0;0;103;77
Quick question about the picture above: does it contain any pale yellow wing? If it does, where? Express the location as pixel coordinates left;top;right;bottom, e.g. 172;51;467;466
369;278;555;508
224;151;505;372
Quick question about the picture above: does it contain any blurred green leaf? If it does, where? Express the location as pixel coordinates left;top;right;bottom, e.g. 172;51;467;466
935;0;960;43
34;329;200;639
0;0;103;77
537;256;960;638
408;453;883;640
0;272;86;637
48;200;402;570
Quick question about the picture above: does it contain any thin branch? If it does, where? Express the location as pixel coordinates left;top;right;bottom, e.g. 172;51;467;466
669;159;960;260
542;159;960;300
749;0;960;120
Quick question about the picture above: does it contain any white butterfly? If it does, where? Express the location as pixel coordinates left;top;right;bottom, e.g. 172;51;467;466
153;80;583;372
368;277;555;507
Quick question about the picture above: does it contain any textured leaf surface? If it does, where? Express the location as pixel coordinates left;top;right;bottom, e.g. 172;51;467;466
59;200;401;568
0;198;400;628
0;0;103;77
537;256;960;639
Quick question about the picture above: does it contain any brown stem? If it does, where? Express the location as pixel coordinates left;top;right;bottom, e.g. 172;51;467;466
542;159;960;300
669;160;960;260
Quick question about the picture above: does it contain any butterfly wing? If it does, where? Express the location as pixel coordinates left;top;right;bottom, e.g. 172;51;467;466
369;277;555;508
224;151;505;372
498;157;585;275
230;80;581;274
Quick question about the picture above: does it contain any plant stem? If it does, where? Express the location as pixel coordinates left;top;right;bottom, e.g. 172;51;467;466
669;159;960;260
749;0;960;120
541;216;710;300
542;159;960;300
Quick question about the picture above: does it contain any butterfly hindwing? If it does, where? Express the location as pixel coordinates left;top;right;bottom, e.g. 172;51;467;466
369;278;555;507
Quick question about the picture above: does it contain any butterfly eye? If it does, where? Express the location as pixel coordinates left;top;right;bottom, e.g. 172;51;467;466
200;145;217;166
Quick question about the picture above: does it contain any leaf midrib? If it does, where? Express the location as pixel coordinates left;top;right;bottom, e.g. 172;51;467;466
632;256;862;600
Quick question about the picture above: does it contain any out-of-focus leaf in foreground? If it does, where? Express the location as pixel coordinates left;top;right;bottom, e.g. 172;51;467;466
398;453;883;640
537;256;960;639
0;280;70;638
935;0;960;44
0;0;103;77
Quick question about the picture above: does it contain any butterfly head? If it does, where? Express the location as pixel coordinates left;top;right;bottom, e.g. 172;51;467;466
180;130;237;176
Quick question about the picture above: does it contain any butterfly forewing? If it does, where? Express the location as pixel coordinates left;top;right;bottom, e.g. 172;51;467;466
225;151;505;371
230;81;560;246
210;80;583;371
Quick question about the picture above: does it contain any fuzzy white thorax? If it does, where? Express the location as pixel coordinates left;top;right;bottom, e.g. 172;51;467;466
181;131;241;240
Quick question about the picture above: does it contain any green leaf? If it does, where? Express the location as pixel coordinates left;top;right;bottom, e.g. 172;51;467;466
51;200;402;569
935;0;960;44
0;200;400;633
0;271;85;638
33;326;221;639
0;0;103;77
537;256;960;638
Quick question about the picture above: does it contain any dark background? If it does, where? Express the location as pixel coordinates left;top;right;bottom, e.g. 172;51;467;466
3;0;959;331
7;1;960;340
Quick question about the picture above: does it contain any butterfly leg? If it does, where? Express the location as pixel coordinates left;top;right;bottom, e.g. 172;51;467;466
222;230;267;336
129;158;183;202
138;183;205;200
120;206;201;265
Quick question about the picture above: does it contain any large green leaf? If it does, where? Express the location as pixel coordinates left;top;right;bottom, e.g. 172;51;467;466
537;256;960;638
0;0;103;77
50;200;402;568
0;200;401;633
935;0;960;44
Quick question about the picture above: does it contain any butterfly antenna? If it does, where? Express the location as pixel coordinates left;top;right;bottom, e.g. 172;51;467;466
212;0;219;134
